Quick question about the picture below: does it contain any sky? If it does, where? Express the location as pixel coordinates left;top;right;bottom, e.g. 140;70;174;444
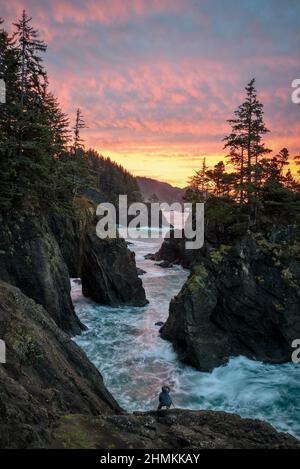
1;0;299;187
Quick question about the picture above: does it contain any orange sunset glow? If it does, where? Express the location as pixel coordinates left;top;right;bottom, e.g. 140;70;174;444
2;0;300;187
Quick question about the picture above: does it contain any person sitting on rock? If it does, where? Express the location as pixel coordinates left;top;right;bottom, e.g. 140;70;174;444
157;385;174;410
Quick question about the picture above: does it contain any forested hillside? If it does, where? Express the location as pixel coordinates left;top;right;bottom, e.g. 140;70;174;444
0;12;140;212
137;176;184;203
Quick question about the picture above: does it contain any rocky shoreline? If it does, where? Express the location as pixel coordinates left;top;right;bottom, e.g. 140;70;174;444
0;210;299;448
0;281;298;449
0;210;147;336
159;225;300;371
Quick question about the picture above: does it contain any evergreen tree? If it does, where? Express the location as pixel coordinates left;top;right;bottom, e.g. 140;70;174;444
72;108;86;156
205;161;227;198
12;10;47;109
43;89;70;158
224;79;270;217
0;18;20;207
0;13;75;209
275;148;290;176
189;157;209;199
10;11;54;205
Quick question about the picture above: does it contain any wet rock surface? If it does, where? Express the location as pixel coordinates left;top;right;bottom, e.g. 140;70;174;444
0;281;298;449
161;226;300;371
146;229;195;268
53;410;299;449
0;282;120;449
0;212;82;335
81;228;147;306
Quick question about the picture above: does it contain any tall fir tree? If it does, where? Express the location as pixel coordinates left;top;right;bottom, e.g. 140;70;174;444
0;13;75;209
72;108;86;156
224;79;270;220
189;157;210;200
13;10;47;109
0;17;20;207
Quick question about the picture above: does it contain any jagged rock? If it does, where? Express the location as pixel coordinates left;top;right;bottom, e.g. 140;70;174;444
150;229;195;268
0;282;120;449
155;260;174;268
161;227;300;371
145;253;157;260
48;212;81;278
81;228;147;306
0;282;298;449
52;410;299;449
0;212;82;335
137;268;146;276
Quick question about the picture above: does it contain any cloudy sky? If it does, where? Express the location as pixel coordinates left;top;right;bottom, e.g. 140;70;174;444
1;0;299;186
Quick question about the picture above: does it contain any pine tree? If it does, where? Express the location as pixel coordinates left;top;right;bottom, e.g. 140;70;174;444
284;169;296;191
13;10;47;110
43;88;70;158
276;148;290;176
12;10;50;202
189;157;209;199
224;133;247;203
206;161;226;198
224;79;270;218
72;108;86;156
0;12;74;209
0;18;20;207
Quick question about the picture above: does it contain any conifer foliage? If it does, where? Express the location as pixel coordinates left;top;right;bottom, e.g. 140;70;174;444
0;12;140;211
0;12;72;209
189;79;300;225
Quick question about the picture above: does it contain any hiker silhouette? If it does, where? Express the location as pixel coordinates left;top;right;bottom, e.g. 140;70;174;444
157;385;174;410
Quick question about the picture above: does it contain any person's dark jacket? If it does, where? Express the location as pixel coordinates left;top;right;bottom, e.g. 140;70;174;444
159;389;172;407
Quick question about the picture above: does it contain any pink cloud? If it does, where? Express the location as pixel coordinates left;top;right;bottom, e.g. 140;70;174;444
1;0;298;185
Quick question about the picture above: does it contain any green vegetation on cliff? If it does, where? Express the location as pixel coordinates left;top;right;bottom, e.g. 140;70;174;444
0;12;141;212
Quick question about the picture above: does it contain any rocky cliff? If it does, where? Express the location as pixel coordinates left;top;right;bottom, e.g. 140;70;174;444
161;226;300;371
0;276;298;449
0;212;83;335
0;281;120;449
52;410;299;449
81;227;147;306
0;210;147;334
147;228;195;268
48;212;81;278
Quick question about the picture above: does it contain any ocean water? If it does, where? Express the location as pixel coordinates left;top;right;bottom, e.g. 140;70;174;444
73;235;300;439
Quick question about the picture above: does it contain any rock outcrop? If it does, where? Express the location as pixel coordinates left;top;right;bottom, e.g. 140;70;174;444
0;281;298;449
81;228;147;306
48;212;81;278
0;281;120;449
0;212;83;335
161;226;300;371
53;410;299;449
0;210;147;334
146;229;195;269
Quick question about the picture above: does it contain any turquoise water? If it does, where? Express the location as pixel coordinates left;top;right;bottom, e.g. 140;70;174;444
73;236;300;439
